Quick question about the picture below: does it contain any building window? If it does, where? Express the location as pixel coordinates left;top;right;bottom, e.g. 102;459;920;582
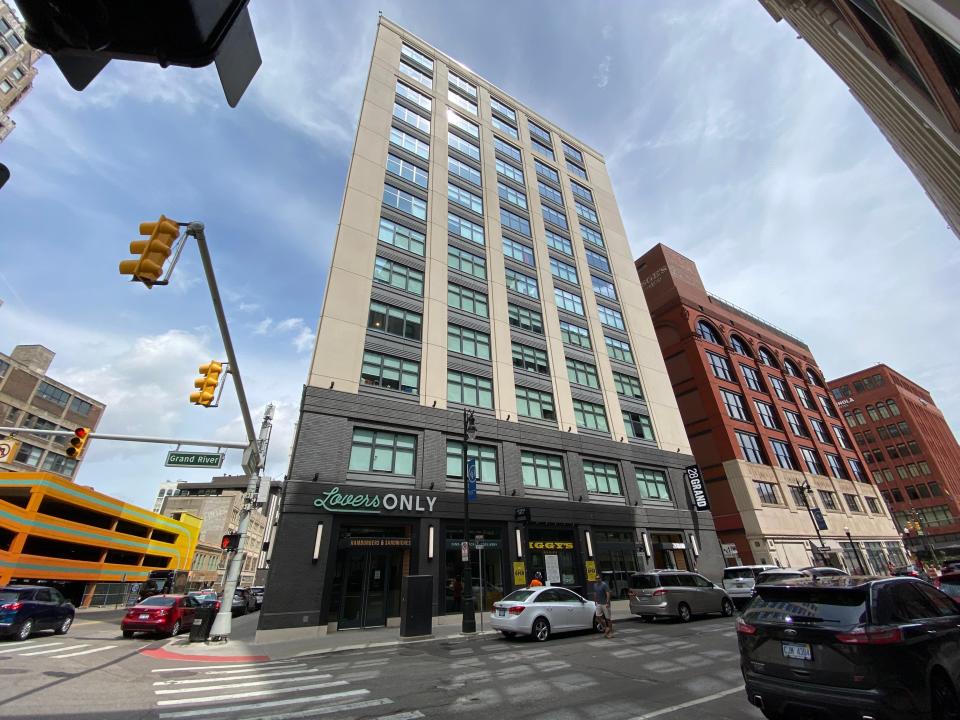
755;481;779;505
531;138;555;161
401;43;434;72
389;127;429;160
570;180;593;202
758;347;779;368
729;334;752;357
0;79;9;94
528;120;551;143
348;428;416;475
825;453;849;480
446;442;496;483
721;390;750;422
368;301;422;340
508;304;543;334
503;237;535;266
35;382;70;408
516;386;555;421
494;136;521;161
378;218;425;256
581;225;604;248
566;159;588;179
819;490;838;510
521;451;565;490
573;399;608;432
833;425;853;449
843;493;862;513
449;131;480;160
387;153;429;188
545;229;573;255
736;431;766;464
534;159;559;183
849;458;868;483
613;372;644;399
865;496;881;514
448;183;483;214
538;179;564;206
582;251;609;277
696;320;721;345
560;320;591;349
490;96;516;121
0;358;9;378
374;256;424;295
789;485;811;509
795;386;815;410
501;207;532;237
384;184;427;220
361;351;419;394
495;158;523;184
783;359;801;377
623;411;654;441
770;439;796;470
40;453;77;476
505;268;539;298
399;60;432;88
592;275;616;301
448;371;493;408
448;89;478;115
393;102;430;133
818;395;839;418
541;205;568;230
799;447;825;475
69;397;93;417
583;461;620;495
512;343;549;374
396;80;431;111
886;399;900;416
605;336;633;363
448;284;488;317
448;245;486;279
707;352;733;381
810;417;832;444
769;376;791;402
448;325;491;359
636;468;671;501
497;181;527;209
447;115;478;143
448;212;484;244
555;288;584;315
574;201;599;225
784;410;808;437
597;305;624;330
853;409;866;425
805;368;823;387
566;358;599;389
448;71;477;98
754;400;781;430
550;256;578;284
491;114;518;139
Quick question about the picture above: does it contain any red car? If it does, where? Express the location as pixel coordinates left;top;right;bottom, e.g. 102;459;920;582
121;594;198;638
936;571;960;601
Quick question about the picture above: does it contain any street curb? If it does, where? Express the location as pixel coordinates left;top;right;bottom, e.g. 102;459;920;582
140;646;271;663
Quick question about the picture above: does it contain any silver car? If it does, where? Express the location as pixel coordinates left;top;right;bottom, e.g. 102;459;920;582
628;570;734;623
722;564;777;605
490;586;602;641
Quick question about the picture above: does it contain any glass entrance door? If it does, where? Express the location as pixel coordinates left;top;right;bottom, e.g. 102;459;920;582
338;552;389;630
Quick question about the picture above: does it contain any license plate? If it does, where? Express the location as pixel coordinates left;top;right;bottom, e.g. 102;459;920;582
139;613;150;619
497;608;505;617
782;642;812;661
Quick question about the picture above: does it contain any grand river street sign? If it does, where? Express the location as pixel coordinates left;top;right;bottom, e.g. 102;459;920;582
165;451;225;468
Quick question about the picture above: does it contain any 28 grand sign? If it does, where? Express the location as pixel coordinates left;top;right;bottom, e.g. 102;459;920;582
314;486;438;514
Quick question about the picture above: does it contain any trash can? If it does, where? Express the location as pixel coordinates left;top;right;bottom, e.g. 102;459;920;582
399;575;433;637
189;606;215;642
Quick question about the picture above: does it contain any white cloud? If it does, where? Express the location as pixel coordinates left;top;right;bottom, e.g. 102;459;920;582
595;55;612;89
252;318;273;335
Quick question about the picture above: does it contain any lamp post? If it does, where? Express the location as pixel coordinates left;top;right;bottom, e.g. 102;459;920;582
843;526;869;575
794;480;827;565
461;408;477;634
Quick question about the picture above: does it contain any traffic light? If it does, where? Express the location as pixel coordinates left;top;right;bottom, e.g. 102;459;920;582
221;534;240;552
15;0;261;107
66;427;91;459
119;216;180;287
190;361;223;407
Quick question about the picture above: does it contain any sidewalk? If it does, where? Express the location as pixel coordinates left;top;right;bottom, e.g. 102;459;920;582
144;600;635;664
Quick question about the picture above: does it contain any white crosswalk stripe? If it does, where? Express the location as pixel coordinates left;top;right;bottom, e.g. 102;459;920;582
19;643;86;656
52;645;117;658
154;673;331;696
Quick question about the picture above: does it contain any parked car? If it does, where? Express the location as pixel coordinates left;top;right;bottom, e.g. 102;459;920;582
490;586;601;641
248;586;264;609
891;564;924;579
756;567;851;589
799;566;849;578
187;591;221;609
0;585;75;641
121;594;198;637
628;570;734;622
738;575;960;720
936;570;960;602
224;588;257;615
722;565;777;606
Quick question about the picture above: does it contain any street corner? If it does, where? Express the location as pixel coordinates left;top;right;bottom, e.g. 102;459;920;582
138;637;271;664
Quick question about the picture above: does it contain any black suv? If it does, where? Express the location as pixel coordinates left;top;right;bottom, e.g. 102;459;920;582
738;576;960;720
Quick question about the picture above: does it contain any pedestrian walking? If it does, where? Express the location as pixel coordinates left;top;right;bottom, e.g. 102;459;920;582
592;574;613;638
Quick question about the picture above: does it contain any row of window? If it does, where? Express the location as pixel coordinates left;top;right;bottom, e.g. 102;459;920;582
735;429;867;481
882;481;943;505
754;480;882;515
872;461;933;484
893;506;955;530
11;441;78;477
719;386;852;446
862;440;923;464
832;373;885;401
843;399;901;427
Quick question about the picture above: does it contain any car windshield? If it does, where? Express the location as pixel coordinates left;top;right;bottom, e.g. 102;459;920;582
139;596;175;607
501;590;536;602
723;568;756;580
0;590;26;603
746;587;868;627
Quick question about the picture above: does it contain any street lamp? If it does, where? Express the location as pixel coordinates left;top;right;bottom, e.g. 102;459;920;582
461;409;477;634
794;480;827;565
843;526;868;575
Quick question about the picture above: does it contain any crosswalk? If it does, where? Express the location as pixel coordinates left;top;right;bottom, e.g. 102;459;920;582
0;636;119;659
150;658;425;720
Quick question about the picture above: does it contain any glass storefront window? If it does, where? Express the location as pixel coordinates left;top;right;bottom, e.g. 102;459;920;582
526;527;579;591
443;527;504;613
594;529;643;600
650;533;689;570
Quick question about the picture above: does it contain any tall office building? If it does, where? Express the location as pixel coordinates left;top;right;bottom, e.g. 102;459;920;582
259;17;723;639
637;244;905;572
0;1;41;143
829;365;960;562
759;0;960;241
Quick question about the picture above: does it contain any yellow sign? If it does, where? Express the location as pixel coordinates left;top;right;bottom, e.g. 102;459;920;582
528;541;574;550
513;561;526;587
0;437;20;463
585;560;597;582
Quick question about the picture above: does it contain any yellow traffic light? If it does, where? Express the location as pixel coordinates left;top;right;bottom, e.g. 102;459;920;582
66;427;91;459
119;215;180;286
190;361;223;407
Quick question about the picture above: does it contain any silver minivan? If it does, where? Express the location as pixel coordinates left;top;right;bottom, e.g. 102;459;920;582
722;564;777;605
628;570;734;622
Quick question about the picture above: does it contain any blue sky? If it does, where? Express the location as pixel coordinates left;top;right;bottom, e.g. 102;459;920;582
1;1;958;509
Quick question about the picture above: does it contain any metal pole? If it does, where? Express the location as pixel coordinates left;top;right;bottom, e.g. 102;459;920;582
479;544;484;633
0;427;248;449
461;409;476;634
844;528;868;575
913;508;940;566
795;482;826;563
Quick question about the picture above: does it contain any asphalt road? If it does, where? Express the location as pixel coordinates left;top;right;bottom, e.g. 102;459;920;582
0;611;761;720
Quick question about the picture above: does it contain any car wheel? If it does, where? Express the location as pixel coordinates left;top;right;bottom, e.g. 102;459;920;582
500;631;516;638
169;620;182;637
677;603;692;623
15;619;33;641
54;616;73;635
532;617;551;642
122;631;134;639
721;598;734;617
931;672;960;720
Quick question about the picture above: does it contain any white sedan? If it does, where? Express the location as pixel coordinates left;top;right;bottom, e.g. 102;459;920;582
490;586;603;641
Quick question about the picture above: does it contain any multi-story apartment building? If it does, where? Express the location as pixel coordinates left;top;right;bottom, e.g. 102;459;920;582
637;244;905;572
0;345;105;480
0;1;41;142
829;365;960;563
152;480;179;513
258;17;724;640
759;0;960;241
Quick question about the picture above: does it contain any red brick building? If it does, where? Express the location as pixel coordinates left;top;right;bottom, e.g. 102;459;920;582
636;244;904;571
828;365;960;564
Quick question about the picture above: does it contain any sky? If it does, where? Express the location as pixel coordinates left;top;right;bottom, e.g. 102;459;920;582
1;1;958;509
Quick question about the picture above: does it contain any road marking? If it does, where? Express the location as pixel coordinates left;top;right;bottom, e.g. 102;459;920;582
17;644;78;656
156;679;348;706
0;641;45;653
152;659;299;673
203;664;308;676
233;698;393;720
158;688;369;718
628;685;745;719
155;673;330;695
154;668;314;686
53;645;117;658
372;712;425;720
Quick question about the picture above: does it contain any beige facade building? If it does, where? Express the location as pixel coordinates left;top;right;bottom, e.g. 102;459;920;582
0;345;105;480
0;1;41;143
760;0;960;241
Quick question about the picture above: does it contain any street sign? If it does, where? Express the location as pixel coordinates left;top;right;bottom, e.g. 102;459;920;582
0;437;21;463
685;465;710;511
461;541;470;562
165;451;224;468
467;457;477;501
811;507;828;531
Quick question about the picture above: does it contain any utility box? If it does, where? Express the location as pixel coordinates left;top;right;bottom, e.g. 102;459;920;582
399;575;433;637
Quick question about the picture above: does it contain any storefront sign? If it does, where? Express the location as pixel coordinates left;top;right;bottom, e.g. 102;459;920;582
811;507;828;531
721;543;739;557
348;537;411;548
528;541;574;550
545;554;561;584
313;486;437;514
685;465;710;511
513;561;526;587
585;559;597;581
